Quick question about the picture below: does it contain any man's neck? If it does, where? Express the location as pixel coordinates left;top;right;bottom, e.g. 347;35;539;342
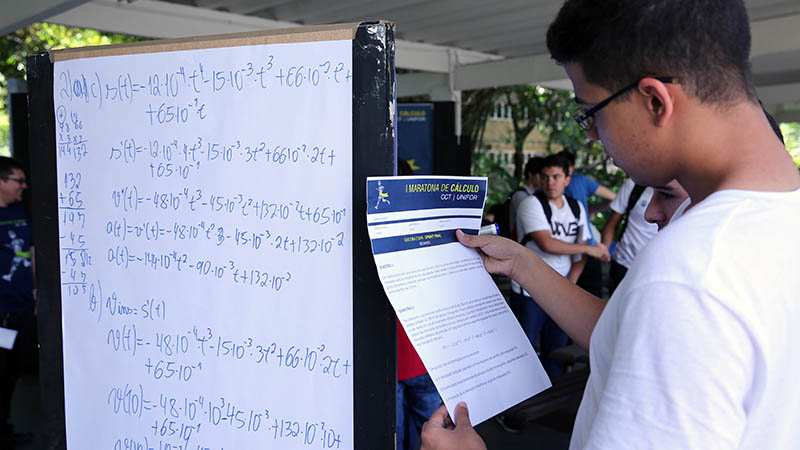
677;102;800;204
549;195;564;208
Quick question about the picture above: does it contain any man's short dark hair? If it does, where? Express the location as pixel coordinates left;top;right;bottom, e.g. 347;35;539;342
0;157;24;180
542;154;571;176
524;156;545;177
546;0;757;107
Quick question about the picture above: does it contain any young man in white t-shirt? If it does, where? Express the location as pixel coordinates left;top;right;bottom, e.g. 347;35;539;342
600;177;659;293
511;154;605;377
421;1;800;449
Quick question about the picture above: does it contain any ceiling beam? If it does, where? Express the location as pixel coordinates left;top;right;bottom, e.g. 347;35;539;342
395;0;538;34
771;109;800;124
418;12;547;45
411;2;557;43
396;40;501;73
47;0;292;37
454;29;542;54
397;72;450;99
198;0;294;15
751;13;800;57
338;0;490;35
757;82;800;105
0;0;89;36
747;1;800;21
295;0;428;25
45;0;500;72
454;53;565;91
260;0;366;22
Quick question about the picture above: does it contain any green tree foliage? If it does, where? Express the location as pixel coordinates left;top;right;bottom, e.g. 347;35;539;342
464;84;627;209
1;23;141;88
462;87;515;206
0;23;142;154
462;87;502;156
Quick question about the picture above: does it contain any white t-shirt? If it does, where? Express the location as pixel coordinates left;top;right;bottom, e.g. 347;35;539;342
609;178;659;268
570;188;800;450
512;194;589;295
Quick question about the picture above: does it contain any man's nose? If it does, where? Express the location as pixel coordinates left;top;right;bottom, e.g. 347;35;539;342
644;201;661;225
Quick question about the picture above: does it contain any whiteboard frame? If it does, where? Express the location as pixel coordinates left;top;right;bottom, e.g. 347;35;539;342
26;21;396;449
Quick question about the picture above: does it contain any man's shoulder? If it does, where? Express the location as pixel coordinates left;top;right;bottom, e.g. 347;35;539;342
518;193;546;214
571;172;598;187
510;187;532;202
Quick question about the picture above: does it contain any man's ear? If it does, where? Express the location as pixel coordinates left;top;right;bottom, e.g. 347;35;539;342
638;78;674;127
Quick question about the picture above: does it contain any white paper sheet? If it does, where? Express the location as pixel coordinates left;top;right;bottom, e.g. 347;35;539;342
54;40;353;449
0;326;17;350
366;176;551;426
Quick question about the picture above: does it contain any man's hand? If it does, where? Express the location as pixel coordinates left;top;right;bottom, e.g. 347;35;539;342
587;242;611;262
421;403;487;450
456;230;525;280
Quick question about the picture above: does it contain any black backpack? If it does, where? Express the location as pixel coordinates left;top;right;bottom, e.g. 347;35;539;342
495;186;529;238
520;191;582;246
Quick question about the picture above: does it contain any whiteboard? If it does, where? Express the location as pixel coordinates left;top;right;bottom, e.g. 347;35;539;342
53;37;354;450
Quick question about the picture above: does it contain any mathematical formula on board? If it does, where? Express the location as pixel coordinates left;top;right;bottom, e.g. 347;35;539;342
55;38;355;449
58;55;351;124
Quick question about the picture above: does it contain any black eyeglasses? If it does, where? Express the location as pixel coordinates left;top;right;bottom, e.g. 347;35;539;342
573;76;677;131
5;177;26;184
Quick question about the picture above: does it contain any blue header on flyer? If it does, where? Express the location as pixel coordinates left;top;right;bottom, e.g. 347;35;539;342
367;178;487;214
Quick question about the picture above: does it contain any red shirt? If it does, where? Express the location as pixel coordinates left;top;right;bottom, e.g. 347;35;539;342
397;319;427;380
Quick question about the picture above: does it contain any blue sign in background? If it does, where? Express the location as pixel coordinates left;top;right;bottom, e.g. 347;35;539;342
397;104;434;174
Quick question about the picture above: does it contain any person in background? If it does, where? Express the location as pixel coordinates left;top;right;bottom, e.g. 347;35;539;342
0;157;34;448
644;181;691;230
511;154;603;377
558;150;615;297
559;149;616;220
600;178;658;294
395;157;441;450
507;156;545;240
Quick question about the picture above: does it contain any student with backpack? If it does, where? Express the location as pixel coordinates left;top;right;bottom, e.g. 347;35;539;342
600;177;659;294
495;156;544;240
511;154;608;377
